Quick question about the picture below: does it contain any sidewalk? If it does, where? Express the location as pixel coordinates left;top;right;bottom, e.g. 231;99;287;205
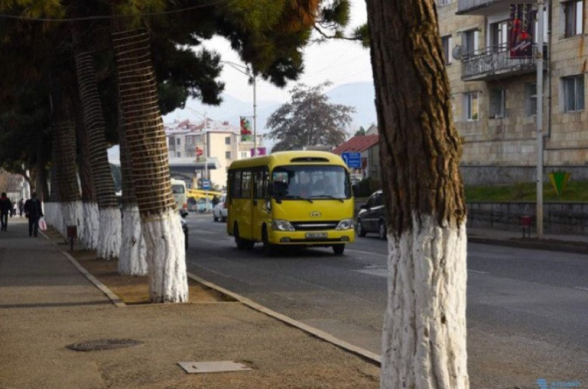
0;219;380;389
467;226;588;254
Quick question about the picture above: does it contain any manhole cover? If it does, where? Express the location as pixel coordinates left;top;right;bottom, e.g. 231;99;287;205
66;338;142;352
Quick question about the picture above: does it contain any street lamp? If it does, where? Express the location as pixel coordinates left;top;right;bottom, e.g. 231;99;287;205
221;61;258;156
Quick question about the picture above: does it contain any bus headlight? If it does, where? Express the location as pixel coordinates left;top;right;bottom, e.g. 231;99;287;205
336;219;354;230
272;219;295;232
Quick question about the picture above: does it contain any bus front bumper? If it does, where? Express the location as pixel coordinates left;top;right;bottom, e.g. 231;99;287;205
268;229;355;245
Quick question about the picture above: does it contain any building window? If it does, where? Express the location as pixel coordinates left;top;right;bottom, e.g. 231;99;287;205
241;152;249;158
525;83;537;116
490;21;509;51
441;36;452;64
225;151;231;160
462;29;479;56
564;0;583;37
225;136;231;145
176;138;181;145
464;92;479;121
176;152;181;158
489;89;506;118
562;75;585;112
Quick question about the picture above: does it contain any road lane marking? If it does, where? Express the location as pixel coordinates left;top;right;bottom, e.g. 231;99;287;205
346;249;388;257
467;270;489;275
356;269;387;278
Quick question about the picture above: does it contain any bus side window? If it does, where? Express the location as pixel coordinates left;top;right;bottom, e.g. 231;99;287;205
233;171;242;198
254;168;268;199
241;171;252;199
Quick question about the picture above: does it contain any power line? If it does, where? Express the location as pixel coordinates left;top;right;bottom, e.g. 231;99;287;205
0;1;224;22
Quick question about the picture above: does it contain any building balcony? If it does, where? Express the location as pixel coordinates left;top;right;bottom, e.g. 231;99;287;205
457;0;533;15
461;44;545;82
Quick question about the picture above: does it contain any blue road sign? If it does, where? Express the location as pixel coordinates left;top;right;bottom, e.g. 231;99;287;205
201;179;211;190
342;152;361;168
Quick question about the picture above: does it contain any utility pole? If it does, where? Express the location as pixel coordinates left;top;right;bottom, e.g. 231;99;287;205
203;112;209;212
253;75;257;156
536;0;544;239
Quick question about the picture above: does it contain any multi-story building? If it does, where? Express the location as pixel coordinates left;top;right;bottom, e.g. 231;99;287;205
438;0;588;184
165;119;264;189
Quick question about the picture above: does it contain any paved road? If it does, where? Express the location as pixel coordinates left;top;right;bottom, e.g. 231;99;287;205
184;213;588;358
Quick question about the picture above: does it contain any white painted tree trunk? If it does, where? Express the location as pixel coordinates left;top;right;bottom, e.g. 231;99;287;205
82;202;99;250
381;215;468;389
96;207;122;260
141;208;187;303
119;205;147;276
45;202;63;236
60;201;84;240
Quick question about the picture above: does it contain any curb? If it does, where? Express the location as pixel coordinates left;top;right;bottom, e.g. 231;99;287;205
468;236;588;255
187;272;382;366
61;250;127;308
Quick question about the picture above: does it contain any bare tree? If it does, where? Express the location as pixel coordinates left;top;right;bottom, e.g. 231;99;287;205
267;82;354;151
365;1;469;388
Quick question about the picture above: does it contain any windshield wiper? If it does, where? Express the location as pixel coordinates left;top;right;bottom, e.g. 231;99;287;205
285;195;313;203
312;195;345;203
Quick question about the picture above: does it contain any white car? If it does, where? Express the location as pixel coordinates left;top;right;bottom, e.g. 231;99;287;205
212;194;227;222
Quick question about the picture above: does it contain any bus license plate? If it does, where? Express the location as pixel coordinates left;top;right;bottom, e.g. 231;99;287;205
306;232;327;239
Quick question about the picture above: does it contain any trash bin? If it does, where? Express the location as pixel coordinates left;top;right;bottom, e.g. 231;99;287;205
520;215;531;239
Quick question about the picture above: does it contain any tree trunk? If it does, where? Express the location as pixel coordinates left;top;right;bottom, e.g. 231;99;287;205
53;118;83;239
112;27;187;302
73;89;100;250
45;142;63;234
365;1;469;388
75;51;121;259
118;103;147;276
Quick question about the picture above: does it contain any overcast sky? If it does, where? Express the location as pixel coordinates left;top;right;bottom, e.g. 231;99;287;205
200;0;372;104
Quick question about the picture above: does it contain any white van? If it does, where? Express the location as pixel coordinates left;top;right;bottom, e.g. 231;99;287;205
171;179;187;210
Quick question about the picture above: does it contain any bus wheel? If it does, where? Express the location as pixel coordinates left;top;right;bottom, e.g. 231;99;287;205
332;244;345;255
234;224;247;250
262;227;276;256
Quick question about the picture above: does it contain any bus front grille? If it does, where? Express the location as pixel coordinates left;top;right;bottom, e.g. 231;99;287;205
291;221;339;231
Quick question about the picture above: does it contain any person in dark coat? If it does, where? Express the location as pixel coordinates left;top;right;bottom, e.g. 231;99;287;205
0;193;12;231
24;192;43;237
18;199;24;217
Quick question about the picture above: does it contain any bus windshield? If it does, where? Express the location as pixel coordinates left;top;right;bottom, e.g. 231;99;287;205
271;165;351;200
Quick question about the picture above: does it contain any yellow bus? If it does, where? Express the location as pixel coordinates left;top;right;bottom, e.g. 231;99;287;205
227;151;355;255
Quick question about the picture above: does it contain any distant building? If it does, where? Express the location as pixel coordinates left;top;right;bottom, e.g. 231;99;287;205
165;119;264;189
332;135;380;180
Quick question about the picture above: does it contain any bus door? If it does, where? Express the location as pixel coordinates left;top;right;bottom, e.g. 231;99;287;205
251;167;269;242
238;170;254;240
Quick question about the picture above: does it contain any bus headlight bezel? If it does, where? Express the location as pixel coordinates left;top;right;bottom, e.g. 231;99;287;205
335;218;354;230
272;219;295;232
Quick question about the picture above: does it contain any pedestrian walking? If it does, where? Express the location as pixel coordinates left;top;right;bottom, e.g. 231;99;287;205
24;192;43;237
0;193;12;231
18;199;24;217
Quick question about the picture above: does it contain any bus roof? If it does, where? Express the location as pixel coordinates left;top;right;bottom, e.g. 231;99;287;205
228;151;348;171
